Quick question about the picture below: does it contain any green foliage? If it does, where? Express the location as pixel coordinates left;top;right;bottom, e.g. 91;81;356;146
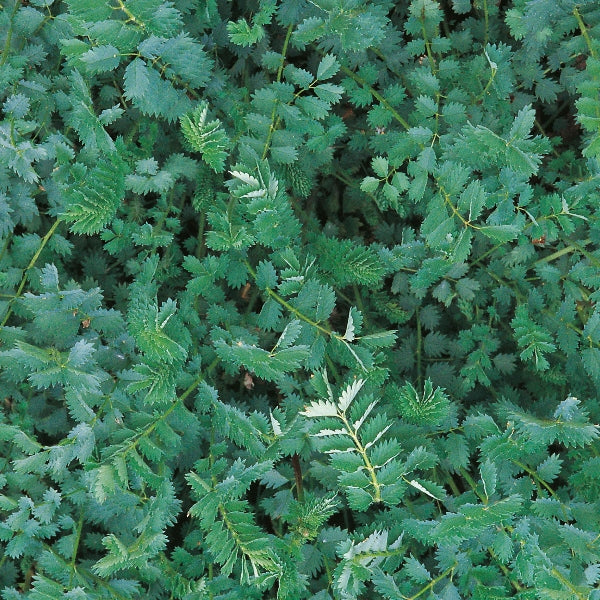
180;102;230;173
1;0;600;599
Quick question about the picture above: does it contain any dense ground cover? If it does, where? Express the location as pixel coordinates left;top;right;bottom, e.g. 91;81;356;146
1;0;600;598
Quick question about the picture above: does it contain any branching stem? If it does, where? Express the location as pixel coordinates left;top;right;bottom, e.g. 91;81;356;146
0;0;22;66
406;563;457;600
1;218;62;329
339;412;382;503
262;24;293;159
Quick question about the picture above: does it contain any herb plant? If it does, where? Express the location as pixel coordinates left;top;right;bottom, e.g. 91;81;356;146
1;0;600;598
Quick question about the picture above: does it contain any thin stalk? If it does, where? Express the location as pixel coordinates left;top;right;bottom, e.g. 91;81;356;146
244;260;339;338
339;412;382;503
322;555;333;588
407;563;457;600
574;7;598;59
42;544;131;600
68;512;84;587
488;546;523;592
420;20;436;75
482;0;489;46
262;24;293;159
570;239;600;268
208;563;214;600
551;567;588;600
1;218;62;328
352;284;368;327
439;468;461;497
512;459;569;520
415;307;423;387
533;240;590;266
459;467;485;502
195;211;206;258
106;359;218;460
0;232;12;263
371;47;406;83
0;0;22;66
441;187;481;230
476;62;497;101
291;453;305;502
339;64;410;130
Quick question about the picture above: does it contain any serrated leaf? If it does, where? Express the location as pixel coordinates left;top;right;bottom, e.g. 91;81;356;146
361;176;380;194
338;378;365;412
273;319;302;351
181;102;229;172
479;224;520;243
123;58;150;100
372;156;389;178
480;459;497;499
256;260;277;290
344;309;356;341
457;180;486;222
80;44;120;74
536;453;562;482
301;400;338;418
508;105;536;141
406;478;442;500
359;330;397;348
317;53;340;80
404;555;431;583
62;155;126;235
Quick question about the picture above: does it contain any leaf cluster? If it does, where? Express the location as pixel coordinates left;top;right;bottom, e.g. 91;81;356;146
1;0;600;599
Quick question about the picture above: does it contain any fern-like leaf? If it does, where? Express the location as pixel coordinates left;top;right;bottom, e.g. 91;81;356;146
180;102;229;173
392;379;450;426
62;154;127;235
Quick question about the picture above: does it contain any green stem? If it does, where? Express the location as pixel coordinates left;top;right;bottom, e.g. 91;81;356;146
441;186;481;230
371;47;406;83
195;211;206;258
339;64;410;130
512;459;569;520
415;307;423;387
533;240;590;266
440;469;461;497
106;360;218;460
352;284;368;326
0;232;12;263
420;20;436;75
68;512;84;587
551;567;588;600
477;62;497;101
322;555;333;588
244;260;339;339
262;24;293;159
574;7;598;59
570;239;600;268
114;0;146;30
42;544;130;600
208;563;214;600
339;412;382;502
153;188;176;235
291;453;305;502
488;546;523;591
1;218;62;328
482;0;489;46
332;170;381;214
325;355;341;381
407;563;457;600
276;24;293;84
459;467;485;502
0;0;22;66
